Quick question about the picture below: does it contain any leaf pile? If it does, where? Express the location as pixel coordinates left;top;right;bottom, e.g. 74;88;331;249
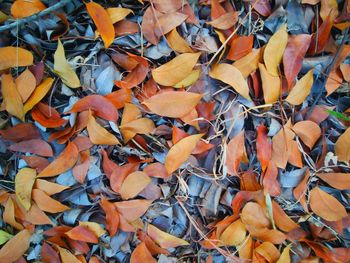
0;0;349;262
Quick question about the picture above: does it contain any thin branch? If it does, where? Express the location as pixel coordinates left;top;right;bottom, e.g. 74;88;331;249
0;0;71;33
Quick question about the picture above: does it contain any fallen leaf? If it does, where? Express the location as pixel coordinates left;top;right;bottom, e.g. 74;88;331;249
259;63;280;104
308;14;333;55
115;199;152;223
15;168;36;211
173;69;200;88
340;63;350;82
292;120;321;149
233;48;261;78
0;229;31;263
86;2;115;48
285;69;314;105
23;78;54;114
1;74;24;121
293;169;310;213
317;173;350;190
277;244;291;263
271;125;295;169
320;0;338;21
15;68;37;102
0;47;33;70
309;187;347;221
119;171;151;199
272;201;299;232
9;139;53;157
241;202;270;229
207;12;238;30
219;219;246;246
107;7;132;24
335;127;350;163
54;39;80;88
0;231;12;246
227;35;254;61
256;125;272;172
56;246;80;263
65;226;98;244
325;70;343;96
225;131;246;176
32;189;69;213
147;224;189;249
255;242;280;263
120;118;155;142
143;91;202;118
151;53;201;86
264;24;288;76
34;179;69;196
11;0;45;18
38;142;79;177
101;196;120;236
165;133;203;174
79;221;105;238
166;28;193;53
263;161;281;197
154;12;188;38
3;197;23;230
87;111;120;145
41;242;60;263
209;63;251;99
0;123;40;143
130;242;156;263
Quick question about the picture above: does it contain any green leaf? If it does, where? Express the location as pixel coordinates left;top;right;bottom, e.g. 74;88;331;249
325;109;350;121
0;230;13;245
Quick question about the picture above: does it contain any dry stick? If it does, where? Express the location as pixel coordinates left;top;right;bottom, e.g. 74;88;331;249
0;0;71;33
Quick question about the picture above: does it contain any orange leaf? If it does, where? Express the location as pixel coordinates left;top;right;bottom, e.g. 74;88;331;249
101;196;120;236
285;69;314;105
2;74;24;121
104;88;132;109
107;7;133;24
293;169;310;213
143;163;169;179
56;246;80;263
130;242;156;263
233;48;261;78
225;131;245;175
23;78;54;114
68;94;119;122
11;0;45;18
209;63;251;100
9;139;53;157
272;201;299;232
317;173;350;190
277;244;291;263
15;168;36;211
0;123;40;143
120;118;155;142
0;47;33;70
3;197;23;230
110;163;139;192
86;2;114;48
263;161;281;197
207;12;238;30
34;179;69;196
15;68;37;102
166;28;193;53
227;35;254;61
340;63;350;82
255;242;280;263
335;127;350;163
154;12;188;38
41;242;60;263
115;199;152;223
292;120;321;149
151;53;201;86
38;142;78;177
72;150;90;184
263;24;288;76
147;224;189;249
165;133;203;174
256;125;271;172
119;171;151;200
219;219;246;246
87;111;120;145
32;189;69;213
241;202;270;229
308;14;333;55
143;91;202;118
65;226;98;244
309;187;347;221
326;70;343;96
271;125;295;169
0;229;31;262
259;63;280;104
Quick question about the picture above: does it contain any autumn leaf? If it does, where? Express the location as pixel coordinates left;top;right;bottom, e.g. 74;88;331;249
101;196;120;236
285;69;314;105
56;246;81;263
292;120;321;149
15;168;36;211
11;0;45;18
255;242;280;263
38;142;79;177
263;24;288;76
227;35;254;61
256;125;272;172
219;219;246;246
259;63;280;104
23;78;54;114
3;198;23;230
209;63;251;100
277;244;291;263
87;111;120;145
165;133;203;174
167;28;193;53
173;69;200;88
335;127;350;163
34;179;69;196
207;12;238;30
225;131;246;176
86;2;115;48
54;39;80;88
131;241;156;263
0;47;33;70
147;224;189;249
9;139;53;157
142;91;202;118
120;118;155;142
317;173;350;190
119;171;151;200
233;48;261;78
15;68;37;102
65;226;98;244
0;229;31;263
0;231;12;246
107;7;133;24
309;187;347;221
32;189;69;213
151;53;201;86
1;74;24;121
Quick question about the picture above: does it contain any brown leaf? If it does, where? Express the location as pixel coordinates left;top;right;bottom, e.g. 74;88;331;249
87;111;120;145
9;139;53;157
219;219;246;246
263;161;281;197
227;35;254;61
293;169;310;213
38;142;79;177
32;189;69;213
65;226;98;244
101;196;120;236
255;242;280;263
86;2;115;48
154;12;188;38
256;125;272;172
207;12;238;30
2;74;24;121
308;14;333;55
317;173;350;190
272;201;299;232
0;47;33;70
241;202;271;229
0;229;31;262
309;187;347;221
292;120;321;149
271;125;295;169
114;199;152;223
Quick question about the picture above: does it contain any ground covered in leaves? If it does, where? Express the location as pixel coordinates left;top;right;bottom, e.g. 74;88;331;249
0;0;349;262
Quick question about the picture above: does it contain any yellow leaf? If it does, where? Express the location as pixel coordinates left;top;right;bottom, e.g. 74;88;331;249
173;69;200;88
143;91;202;118
259;63;280;104
166;28;193;53
54;40;80;88
56;246;81;263
209;63;251;100
335;127;350;163
152;53;201;86
119;171;151;200
0;47;33;70
79;221;106;237
264;24;288;76
165;133;203;174
219;219;246;246
87;111;120;145
34;179;69;196
24;78;54;114
1;74;24;121
15;168;36;211
107;7;133;24
147;224;189;249
120;118;155;142
277;244;291;263
86;2;115;48
285;69;314;105
233;48;261;78
255;242;281;263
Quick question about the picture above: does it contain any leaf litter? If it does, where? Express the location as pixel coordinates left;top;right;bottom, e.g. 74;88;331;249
0;0;349;262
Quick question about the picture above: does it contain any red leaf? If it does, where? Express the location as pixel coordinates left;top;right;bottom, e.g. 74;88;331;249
256;125;271;172
9;139;53;157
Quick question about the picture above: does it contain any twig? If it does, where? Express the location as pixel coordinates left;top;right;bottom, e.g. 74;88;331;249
0;0;71;33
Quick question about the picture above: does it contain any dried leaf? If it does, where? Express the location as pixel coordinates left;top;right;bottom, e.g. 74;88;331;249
130;242;156;263
207;12;238;30
259;63;280;104
285;69;314;105
166;28;193;53
225;131;245;175
209;63;251;99
34;179;69;196
0;47;33;70
86;2;115;48
277;244;291;263
165;133;203;174
263;161;281;197
219;219;246;246
241;202;270;229
256;125;272;172
0;229;31;263
151;53;201;86
32;189;69;213
38;142;79;177
147;224;189;249
15;168;36;211
264;24;288;76
143;91;202;118
1;74;24;121
173;69;200;88
23;78;54;114
119;171;151;200
0;123;40;143
54;40;80;88
4;198;23;230
9;139;53;157
255;242;280;263
233;48;261;78
317;173;350;190
65;226;98;244
11;0;45;18
101;196;119;236
120;118;155;142
56;246;80;263
292;120;321;149
107;7;132;24
227;35;254;61
15;69;36;103
309;187;347;221
87;111;120;145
